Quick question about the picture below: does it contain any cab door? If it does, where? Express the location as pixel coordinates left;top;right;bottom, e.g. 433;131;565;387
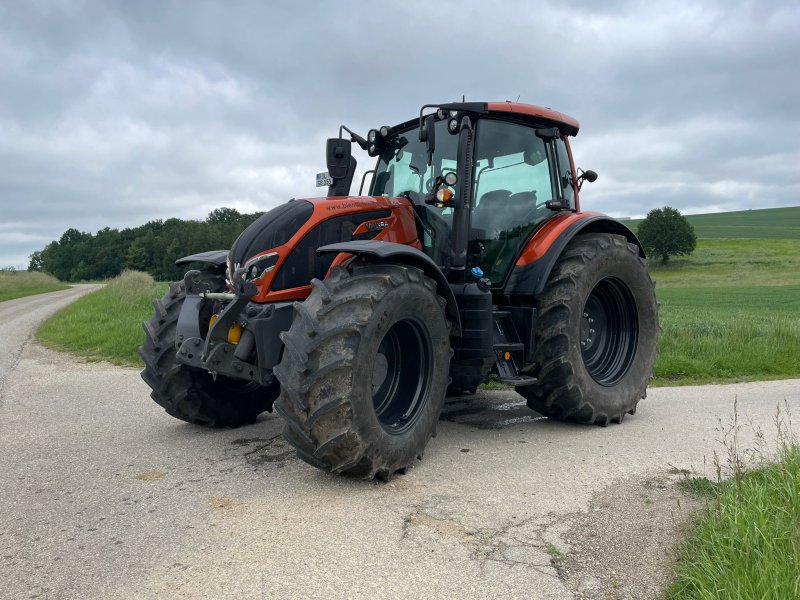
470;119;562;286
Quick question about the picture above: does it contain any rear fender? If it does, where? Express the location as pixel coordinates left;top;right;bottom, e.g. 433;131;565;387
504;213;644;296
316;240;462;336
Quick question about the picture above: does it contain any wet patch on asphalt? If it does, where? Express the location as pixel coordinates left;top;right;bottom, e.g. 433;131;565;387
229;434;295;467
441;393;548;429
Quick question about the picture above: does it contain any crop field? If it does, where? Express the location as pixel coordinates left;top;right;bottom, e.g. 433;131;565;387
0;270;67;302
645;212;799;385
627;205;800;239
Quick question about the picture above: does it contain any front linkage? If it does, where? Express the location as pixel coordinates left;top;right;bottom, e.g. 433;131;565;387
174;269;292;387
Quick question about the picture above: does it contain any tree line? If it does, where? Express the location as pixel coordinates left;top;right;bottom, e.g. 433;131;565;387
29;208;262;282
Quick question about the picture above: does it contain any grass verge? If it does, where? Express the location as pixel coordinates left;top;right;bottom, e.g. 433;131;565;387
668;407;800;599
37;270;166;366
0;271;68;302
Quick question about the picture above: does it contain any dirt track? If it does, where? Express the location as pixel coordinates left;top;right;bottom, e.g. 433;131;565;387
1;287;798;599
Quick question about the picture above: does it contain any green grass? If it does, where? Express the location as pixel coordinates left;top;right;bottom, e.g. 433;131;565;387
669;444;800;599
627;205;800;239
649;239;800;288
648;237;800;385
37;270;167;366
654;284;800;385
0;271;68;302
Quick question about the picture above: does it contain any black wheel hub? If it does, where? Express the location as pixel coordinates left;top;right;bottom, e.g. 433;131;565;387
580;277;638;386
371;318;433;434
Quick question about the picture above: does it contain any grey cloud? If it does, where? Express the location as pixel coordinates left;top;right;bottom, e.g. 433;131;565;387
0;0;798;268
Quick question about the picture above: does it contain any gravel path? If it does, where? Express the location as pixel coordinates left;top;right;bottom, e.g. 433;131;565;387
1;287;797;599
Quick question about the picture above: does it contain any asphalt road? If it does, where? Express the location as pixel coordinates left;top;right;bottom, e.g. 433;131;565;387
1;287;798;599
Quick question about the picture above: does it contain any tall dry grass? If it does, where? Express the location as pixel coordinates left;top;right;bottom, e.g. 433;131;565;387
0;270;67;302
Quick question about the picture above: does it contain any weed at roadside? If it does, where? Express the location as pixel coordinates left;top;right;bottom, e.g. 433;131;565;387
668;401;800;599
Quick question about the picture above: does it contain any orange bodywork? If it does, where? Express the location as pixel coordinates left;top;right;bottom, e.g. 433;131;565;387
487;102;580;134
515;211;604;266
245;196;420;303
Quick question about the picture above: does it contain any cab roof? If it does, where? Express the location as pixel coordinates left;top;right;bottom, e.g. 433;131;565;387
392;101;580;137
486;102;580;136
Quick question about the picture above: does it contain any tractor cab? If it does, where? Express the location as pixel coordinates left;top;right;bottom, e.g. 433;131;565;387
359;102;584;289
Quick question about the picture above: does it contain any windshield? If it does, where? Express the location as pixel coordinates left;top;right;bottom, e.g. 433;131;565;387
371;120;458;267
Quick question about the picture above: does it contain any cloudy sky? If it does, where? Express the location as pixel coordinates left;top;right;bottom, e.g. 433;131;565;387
1;0;798;268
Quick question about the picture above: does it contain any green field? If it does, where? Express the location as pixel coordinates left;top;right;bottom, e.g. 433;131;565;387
0;271;68;302
650;236;800;385
627;205;800;239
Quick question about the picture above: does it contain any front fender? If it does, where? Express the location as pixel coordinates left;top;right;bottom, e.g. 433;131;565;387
317;240;462;336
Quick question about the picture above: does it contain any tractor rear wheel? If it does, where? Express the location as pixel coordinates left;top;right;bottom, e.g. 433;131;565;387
273;264;451;480
517;233;658;425
140;280;279;427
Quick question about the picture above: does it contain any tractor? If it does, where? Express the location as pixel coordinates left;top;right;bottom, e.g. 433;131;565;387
140;101;659;480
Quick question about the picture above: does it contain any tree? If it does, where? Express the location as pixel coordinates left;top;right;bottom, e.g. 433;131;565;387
637;206;697;264
28;251;43;271
207;207;241;225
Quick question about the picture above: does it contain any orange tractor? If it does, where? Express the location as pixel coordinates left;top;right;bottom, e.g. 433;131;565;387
141;101;658;479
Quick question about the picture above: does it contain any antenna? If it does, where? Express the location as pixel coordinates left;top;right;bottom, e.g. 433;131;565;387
516;94;520;102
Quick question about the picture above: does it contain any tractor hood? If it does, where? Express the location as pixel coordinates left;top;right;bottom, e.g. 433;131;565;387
228;199;314;270
226;195;418;303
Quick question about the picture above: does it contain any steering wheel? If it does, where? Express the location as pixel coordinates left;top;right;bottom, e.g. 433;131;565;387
398;190;421;204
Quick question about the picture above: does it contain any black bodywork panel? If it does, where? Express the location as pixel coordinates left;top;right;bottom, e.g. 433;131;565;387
229;200;314;268
175;249;229;267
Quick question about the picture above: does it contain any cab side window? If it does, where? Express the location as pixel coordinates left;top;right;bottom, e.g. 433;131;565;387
555;138;576;208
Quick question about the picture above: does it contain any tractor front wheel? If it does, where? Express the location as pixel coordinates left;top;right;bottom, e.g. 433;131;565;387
273;264;451;480
140;280;279;427
518;233;659;425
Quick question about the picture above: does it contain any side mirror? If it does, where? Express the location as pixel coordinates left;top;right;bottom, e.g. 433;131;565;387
326;138;352;180
420;114;436;166
577;168;598;190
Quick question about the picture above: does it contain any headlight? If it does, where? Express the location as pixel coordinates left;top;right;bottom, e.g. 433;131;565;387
243;252;278;281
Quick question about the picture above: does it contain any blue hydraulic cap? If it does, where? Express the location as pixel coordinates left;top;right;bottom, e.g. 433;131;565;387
471;266;484;278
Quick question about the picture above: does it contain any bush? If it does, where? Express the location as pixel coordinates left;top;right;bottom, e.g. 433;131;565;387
106;269;157;305
637;206;697;264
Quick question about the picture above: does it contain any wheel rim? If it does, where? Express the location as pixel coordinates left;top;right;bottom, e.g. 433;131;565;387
580;277;638;386
371;318;433;434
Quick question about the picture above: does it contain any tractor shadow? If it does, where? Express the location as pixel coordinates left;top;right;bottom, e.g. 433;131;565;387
441;390;549;430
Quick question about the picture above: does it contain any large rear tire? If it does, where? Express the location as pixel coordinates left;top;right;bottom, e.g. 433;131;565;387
273;264;451;480
517;233;658;425
139;280;278;427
